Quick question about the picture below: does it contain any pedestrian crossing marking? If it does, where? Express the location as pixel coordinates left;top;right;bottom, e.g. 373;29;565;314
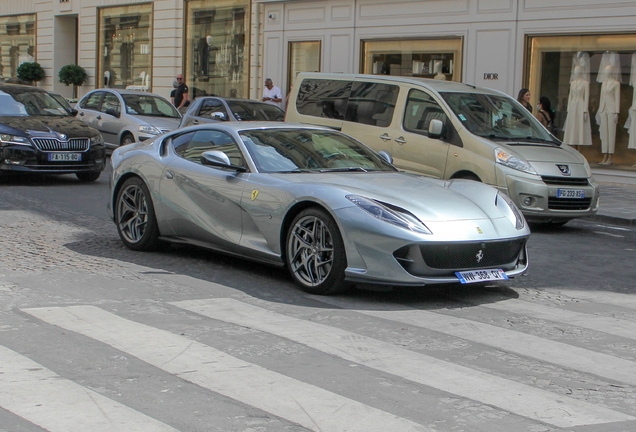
171;298;635;428
0;345;179;432
477;299;636;341
551;289;636;311
22;305;433;432
314;296;636;386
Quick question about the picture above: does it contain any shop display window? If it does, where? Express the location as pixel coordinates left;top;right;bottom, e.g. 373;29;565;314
527;34;636;165
288;41;321;93
98;4;153;90
361;38;463;82
185;0;249;99
0;14;36;82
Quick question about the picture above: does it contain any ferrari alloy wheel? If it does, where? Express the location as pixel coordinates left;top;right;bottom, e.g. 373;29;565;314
286;208;349;295
115;177;161;251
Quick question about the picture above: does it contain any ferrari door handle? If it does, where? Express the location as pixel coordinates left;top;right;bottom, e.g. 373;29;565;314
96;115;102;120
395;136;407;145
379;133;392;142
165;170;174;179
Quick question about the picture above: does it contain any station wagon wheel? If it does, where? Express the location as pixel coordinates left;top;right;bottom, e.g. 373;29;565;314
115;177;161;251
121;133;135;146
286;207;349;295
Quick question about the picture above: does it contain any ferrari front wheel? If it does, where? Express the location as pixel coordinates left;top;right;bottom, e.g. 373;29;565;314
115;177;162;251
285;208;349;295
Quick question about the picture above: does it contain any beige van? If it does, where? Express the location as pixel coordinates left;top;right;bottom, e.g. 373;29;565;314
286;73;599;225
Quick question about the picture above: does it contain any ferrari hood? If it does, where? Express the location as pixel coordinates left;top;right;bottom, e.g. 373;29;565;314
0;115;100;139
279;172;503;223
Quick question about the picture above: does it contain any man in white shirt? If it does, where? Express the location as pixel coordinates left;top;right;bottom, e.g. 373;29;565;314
262;78;283;109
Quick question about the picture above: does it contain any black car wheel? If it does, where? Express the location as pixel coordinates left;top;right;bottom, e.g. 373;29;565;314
285;207;349;295
115;177;161;251
121;133;135;146
76;172;101;182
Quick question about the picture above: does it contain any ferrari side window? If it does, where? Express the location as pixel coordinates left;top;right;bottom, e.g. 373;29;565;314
172;131;196;157
179;130;245;167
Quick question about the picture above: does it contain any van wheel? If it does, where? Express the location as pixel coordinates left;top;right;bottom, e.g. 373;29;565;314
456;173;481;182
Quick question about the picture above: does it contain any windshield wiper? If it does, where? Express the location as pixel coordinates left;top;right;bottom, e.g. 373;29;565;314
319;167;368;173
515;136;560;145
476;133;511;141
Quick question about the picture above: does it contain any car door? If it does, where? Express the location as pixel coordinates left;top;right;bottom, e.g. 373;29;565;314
340;81;400;155
158;128;248;253
390;88;451;178
97;91;122;147
77;91;103;134
182;98;229;127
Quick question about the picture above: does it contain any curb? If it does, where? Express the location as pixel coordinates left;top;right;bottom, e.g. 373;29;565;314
584;214;636;227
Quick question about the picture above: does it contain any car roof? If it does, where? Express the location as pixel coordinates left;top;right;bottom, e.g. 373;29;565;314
88;88;167;97
0;83;47;93
178;121;334;134
295;72;506;96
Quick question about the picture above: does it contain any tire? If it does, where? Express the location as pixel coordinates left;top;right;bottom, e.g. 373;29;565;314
76;171;101;182
285;207;350;295
121;133;135;146
456;173;481;182
114;177;162;251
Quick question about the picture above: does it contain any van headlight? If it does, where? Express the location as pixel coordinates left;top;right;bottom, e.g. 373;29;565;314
494;147;537;175
346;195;432;234
495;191;525;230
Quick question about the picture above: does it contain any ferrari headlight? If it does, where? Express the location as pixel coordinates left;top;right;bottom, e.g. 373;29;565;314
494;147;537;175
90;134;104;146
495;191;525;230
346;195;432;234
0;134;31;146
138;125;161;135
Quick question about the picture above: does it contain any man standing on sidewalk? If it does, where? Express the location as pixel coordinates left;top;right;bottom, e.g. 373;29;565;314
262;78;283;109
174;74;190;113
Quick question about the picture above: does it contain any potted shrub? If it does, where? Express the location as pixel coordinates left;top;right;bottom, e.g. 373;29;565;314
58;64;88;99
16;62;45;85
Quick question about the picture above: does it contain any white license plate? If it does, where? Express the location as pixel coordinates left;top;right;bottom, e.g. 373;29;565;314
557;188;584;199
455;269;509;284
48;153;81;161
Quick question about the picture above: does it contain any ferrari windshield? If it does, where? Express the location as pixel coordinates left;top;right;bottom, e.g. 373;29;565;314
440;92;558;143
239;129;397;173
0;89;70;117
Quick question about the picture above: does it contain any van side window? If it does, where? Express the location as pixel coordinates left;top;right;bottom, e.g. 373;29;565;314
403;89;448;137
345;82;398;127
296;79;352;119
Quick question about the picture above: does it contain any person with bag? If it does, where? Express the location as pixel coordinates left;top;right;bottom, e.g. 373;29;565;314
536;96;558;136
173;74;190;114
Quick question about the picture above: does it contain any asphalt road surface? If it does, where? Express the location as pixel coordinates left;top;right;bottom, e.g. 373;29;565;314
1;170;635;432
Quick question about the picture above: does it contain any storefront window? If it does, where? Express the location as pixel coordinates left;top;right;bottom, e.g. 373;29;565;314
288;41;321;93
527;34;636;165
361;38;463;82
185;0;249;99
0;14;36;82
98;4;153;90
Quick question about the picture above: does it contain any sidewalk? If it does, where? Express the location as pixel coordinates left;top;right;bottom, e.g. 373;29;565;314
587;167;636;226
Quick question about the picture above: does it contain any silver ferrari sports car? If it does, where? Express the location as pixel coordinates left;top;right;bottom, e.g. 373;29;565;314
108;122;530;294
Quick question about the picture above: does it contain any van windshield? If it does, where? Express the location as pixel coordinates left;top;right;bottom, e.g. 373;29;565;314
440;92;559;144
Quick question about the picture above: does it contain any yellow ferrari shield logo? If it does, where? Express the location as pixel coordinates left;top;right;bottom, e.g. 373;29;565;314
476;227;483;234
251;189;259;201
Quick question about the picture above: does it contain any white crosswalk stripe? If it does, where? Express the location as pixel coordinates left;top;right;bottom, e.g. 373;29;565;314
314;296;636;386
0;345;179;432
22;305;433;432
171;297;635;428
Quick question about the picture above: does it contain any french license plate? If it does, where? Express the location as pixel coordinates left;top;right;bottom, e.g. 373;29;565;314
48;153;81;162
557;188;584;199
455;269;509;284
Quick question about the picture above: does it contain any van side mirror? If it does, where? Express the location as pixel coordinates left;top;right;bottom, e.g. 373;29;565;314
428;119;444;139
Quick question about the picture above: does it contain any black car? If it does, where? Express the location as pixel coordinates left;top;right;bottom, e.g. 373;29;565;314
180;96;285;128
0;84;105;181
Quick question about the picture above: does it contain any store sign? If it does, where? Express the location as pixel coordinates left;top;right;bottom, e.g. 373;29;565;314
483;73;499;80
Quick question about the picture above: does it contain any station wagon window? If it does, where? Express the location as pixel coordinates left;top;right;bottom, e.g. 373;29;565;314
403;89;448;137
174;129;244;167
101;93;120;114
81;92;102;110
296;79;352;119
345;82;399;127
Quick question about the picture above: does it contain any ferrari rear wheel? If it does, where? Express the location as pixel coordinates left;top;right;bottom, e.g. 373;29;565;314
286;208;350;295
115;177;162;251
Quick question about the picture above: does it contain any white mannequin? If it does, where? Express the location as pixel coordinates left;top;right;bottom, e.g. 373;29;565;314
563;65;592;149
433;61;446;80
596;64;620;165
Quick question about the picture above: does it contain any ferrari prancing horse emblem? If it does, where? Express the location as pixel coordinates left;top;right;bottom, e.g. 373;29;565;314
251;189;259;201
